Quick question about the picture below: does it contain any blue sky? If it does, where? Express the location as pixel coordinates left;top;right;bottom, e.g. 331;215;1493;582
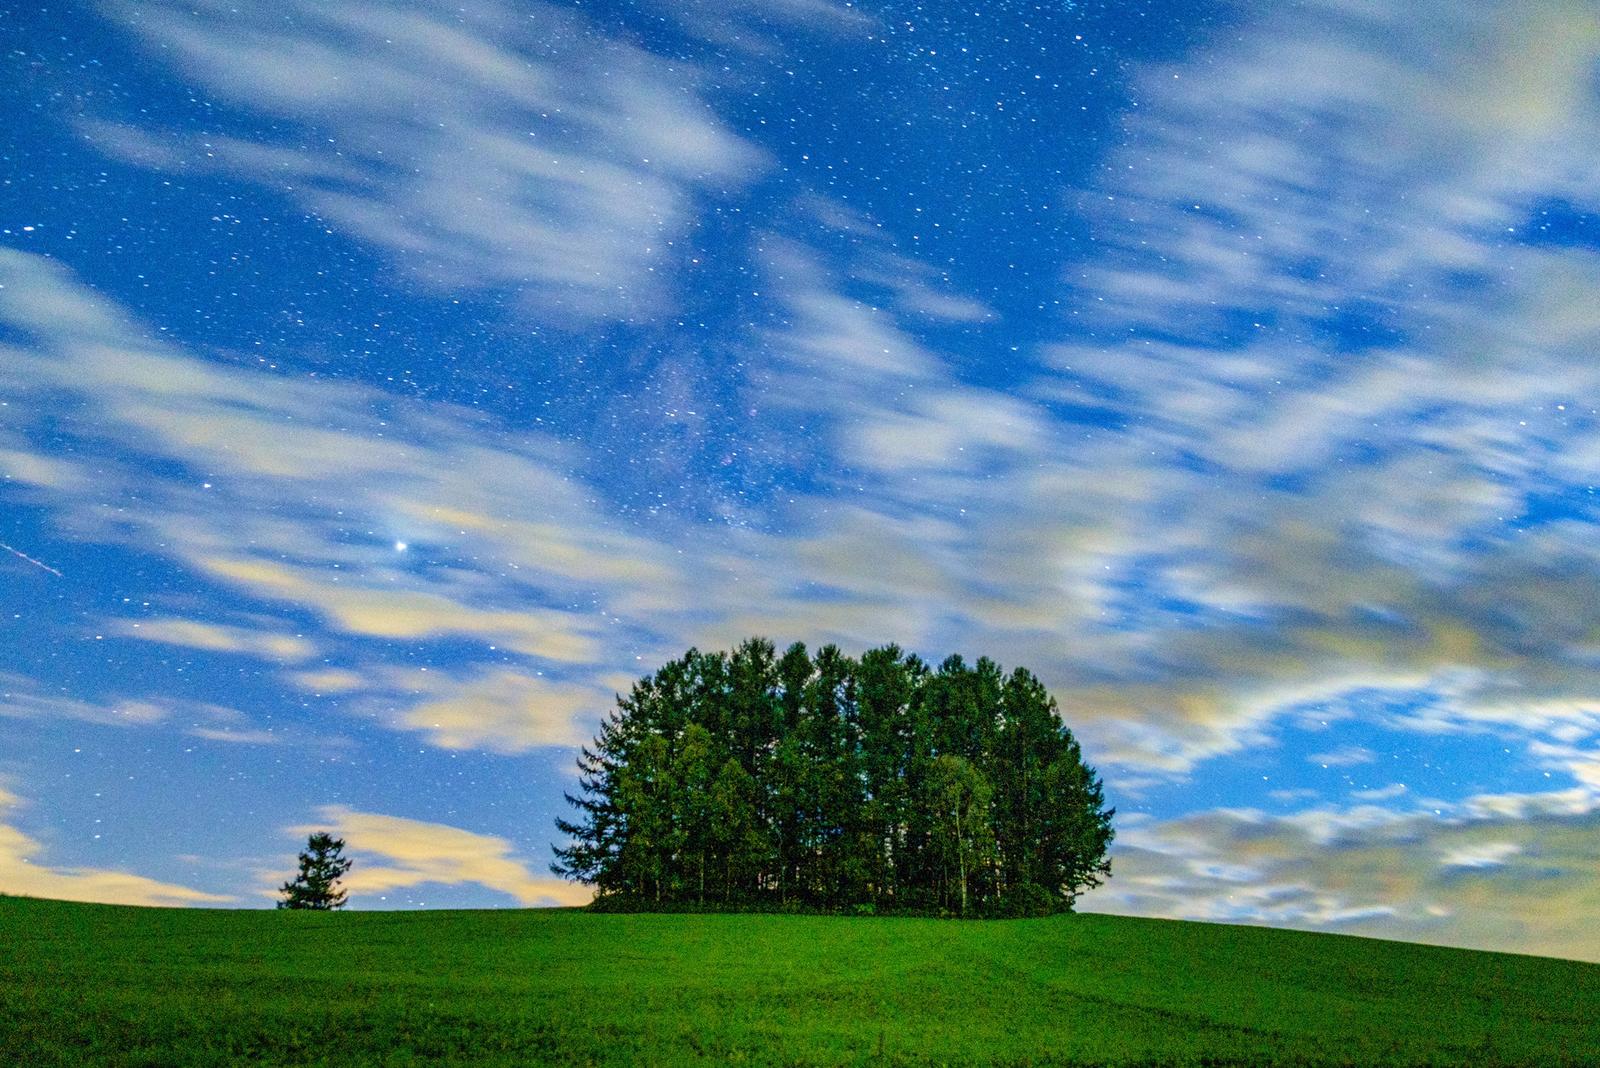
4;0;1600;957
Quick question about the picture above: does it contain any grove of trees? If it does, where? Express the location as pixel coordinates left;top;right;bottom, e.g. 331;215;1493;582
553;639;1114;916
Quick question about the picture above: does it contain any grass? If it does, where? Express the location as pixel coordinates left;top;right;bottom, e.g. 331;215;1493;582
2;897;1597;1066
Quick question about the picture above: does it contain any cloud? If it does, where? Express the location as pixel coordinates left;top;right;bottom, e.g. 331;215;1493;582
89;0;766;323
0;247;675;704
0;447;87;490
1083;786;1600;961
0;789;228;906
0;670;291;746
393;669;599;753
1309;746;1378;768
981;0;1600;772
294;665;605;754
294;806;590;907
196;557;606;664
1353;783;1409;801
1440;842;1521;870
109;617;316;663
0;672;169;728
11;0;1600;787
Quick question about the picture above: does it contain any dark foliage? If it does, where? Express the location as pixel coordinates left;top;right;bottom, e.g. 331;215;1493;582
553;639;1114;916
278;832;353;910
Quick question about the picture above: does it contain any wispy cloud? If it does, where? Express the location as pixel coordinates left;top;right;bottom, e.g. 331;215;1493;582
1440;841;1521;870
1085;785;1600;960
0;787;228;906
13;0;1600;795
0;276;669;630
0;247;673;752
0;670;292;746
286;664;611;754
1310;746;1378;769
108;617;316;663
1;671;168;728
291;805;590;907
89;0;766;323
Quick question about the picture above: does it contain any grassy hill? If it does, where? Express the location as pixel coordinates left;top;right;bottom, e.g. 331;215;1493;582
2;897;1596;1066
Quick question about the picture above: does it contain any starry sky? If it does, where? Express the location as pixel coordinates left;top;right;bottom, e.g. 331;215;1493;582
4;0;1600;958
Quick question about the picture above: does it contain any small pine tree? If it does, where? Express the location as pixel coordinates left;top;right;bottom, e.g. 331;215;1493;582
277;832;353;910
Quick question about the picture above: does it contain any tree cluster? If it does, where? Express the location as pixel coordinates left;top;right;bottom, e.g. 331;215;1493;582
553;639;1114;916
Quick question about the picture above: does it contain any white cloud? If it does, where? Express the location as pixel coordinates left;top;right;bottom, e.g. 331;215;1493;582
11;0;1600;787
0;669;296;746
0;789;228;906
293;806;590;907
1084;786;1600;960
92;0;766;323
109;617;316;663
1309;746;1378;768
1440;841;1521;870
302;665;606;754
0;244;675;669
0;671;168;728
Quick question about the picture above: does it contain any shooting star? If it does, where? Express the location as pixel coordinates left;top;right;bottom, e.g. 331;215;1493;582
0;542;63;578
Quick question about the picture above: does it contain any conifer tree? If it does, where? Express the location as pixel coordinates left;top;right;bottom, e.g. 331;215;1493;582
277;832;353;910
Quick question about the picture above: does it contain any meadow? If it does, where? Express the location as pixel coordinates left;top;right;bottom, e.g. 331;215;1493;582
2;896;1596;1066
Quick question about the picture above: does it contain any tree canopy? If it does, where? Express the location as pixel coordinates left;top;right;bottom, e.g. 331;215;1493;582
278;832;353;910
553;639;1114;916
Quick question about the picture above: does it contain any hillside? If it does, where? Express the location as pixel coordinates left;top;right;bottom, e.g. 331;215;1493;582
1;897;1596;1066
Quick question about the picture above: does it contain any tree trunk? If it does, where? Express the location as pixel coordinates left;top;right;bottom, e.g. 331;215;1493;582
956;805;968;915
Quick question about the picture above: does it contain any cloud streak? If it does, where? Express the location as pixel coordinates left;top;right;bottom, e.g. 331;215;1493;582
294;806;591;907
0;787;229;906
1084;785;1600;960
91;0;766;322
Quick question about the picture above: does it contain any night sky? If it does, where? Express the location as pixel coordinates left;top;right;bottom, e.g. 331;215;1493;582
5;0;1600;959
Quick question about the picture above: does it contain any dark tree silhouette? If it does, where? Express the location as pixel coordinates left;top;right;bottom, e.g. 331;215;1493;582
277;832;353;910
554;639;1114;916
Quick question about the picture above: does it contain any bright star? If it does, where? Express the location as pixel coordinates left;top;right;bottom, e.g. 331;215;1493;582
394;541;408;552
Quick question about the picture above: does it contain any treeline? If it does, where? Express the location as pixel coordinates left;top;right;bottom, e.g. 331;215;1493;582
553;638;1113;917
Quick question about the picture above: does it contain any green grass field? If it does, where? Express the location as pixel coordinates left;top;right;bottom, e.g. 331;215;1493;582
2;897;1597;1066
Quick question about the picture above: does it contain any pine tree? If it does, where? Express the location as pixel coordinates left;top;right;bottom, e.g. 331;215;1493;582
552;707;629;887
1041;730;1115;908
277;832;353;910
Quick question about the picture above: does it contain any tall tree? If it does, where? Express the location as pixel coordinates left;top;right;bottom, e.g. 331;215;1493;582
552;706;629;888
278;832;353;910
854;644;913;903
1041;730;1116;907
613;733;680;901
674;723;719;902
927;754;996;915
709;756;760;901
